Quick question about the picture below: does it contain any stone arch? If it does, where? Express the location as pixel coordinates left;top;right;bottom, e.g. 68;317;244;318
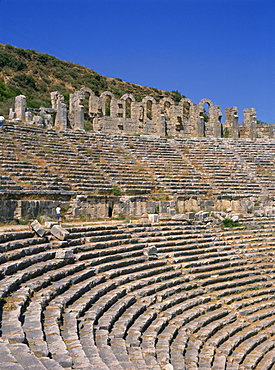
100;91;116;100
100;91;115;117
80;87;96;116
198;99;214;122
80;87;95;96
121;94;135;102
121;94;135;119
179;97;195;106
160;97;174;118
142;96;156;104
198;98;214;109
142;96;156;120
179;98;195;122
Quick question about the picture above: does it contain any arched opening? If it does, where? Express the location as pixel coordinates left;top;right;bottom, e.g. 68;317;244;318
108;203;113;218
125;98;131;118
146;100;152;120
105;95;111;116
83;93;93;131
203;102;210;122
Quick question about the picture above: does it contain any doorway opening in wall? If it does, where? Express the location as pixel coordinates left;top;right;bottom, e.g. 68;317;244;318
126;98;131;118
83;93;93;131
146;100;152;120
108;203;113;218
105;95;111;116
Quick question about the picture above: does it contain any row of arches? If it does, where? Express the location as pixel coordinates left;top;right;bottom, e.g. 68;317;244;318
77;87;215;121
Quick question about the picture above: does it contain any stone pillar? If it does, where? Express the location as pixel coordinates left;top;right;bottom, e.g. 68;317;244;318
74;103;84;130
209;105;222;138
69;90;84;130
51;91;67;130
9;108;16;120
232;111;239;139
250;109;257;140
159;114;167;136
25;111;33;122
244;108;257;140
197;115;205;137
14;95;26;121
56;100;67;130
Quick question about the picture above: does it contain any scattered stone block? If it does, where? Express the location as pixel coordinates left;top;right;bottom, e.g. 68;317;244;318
195;211;209;222
172;213;186;221
44;221;57;229
30;220;46;237
231;214;239;222
51;225;69;241
254;210;264;217
143;245;158;257
185;212;195;220
169;209;177;217
163;364;174;370
265;207;275;216
55;250;74;260
148;214;159;223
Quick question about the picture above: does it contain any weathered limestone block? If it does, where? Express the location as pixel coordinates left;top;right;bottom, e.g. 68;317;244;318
25;111;33;122
55;249;74;259
230;214;239;222
265;207;275;217
51;225;69;240
14;95;26;121
148;214;159;223
195;211;209;222
9;108;16;120
31;220;46;237
185;212;195;220
163;364;174;370
44;221;57;228
172;213;186;221
143;245;158;256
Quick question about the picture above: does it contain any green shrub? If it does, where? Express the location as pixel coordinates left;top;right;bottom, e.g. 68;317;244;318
112;185;122;196
222;128;230;138
222;218;239;228
0;51;26;71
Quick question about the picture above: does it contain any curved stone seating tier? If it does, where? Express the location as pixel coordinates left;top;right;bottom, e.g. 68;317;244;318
1;218;275;368
174;138;264;197
1;124;275;198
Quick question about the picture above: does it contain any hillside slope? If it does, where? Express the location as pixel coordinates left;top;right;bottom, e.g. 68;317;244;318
0;43;185;116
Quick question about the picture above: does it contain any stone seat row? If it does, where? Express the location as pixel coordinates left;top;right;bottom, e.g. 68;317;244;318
2;124;275;197
2;219;275;368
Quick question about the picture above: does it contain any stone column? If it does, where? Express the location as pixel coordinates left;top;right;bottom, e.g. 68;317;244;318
69;90;84;130
250;109;257;140
56;100;67;130
209;105;222;138
51;92;67;130
74;104;84;130
14;95;26;121
159;114;167;136
244;108;257;140
232;112;239;139
197;115;205;137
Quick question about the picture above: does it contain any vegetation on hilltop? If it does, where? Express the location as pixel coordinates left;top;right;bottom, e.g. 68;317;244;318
0;43;185;116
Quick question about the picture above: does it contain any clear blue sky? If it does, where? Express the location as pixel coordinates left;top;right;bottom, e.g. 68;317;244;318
0;0;274;124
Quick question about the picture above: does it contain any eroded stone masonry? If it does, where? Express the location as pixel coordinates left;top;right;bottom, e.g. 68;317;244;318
8;88;275;138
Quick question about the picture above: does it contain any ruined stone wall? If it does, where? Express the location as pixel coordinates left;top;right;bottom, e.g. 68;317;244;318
2;195;275;223
72;91;225;138
8;90;274;139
